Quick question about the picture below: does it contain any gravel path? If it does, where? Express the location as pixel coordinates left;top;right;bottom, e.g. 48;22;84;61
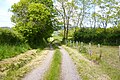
22;49;54;80
59;46;81;80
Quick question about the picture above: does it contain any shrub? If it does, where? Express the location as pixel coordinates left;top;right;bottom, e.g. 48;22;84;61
0;28;24;45
74;27;120;45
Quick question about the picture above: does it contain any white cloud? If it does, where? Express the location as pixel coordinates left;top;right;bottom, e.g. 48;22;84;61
0;0;20;27
0;10;13;27
6;0;20;5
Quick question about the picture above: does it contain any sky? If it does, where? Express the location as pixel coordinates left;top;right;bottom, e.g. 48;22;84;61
0;0;119;28
0;0;20;27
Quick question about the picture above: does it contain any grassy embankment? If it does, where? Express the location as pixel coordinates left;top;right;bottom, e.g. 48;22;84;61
0;48;49;80
63;45;120;80
0;44;31;60
44;49;62;80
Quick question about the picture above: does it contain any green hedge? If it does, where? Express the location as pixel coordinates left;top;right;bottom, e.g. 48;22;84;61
0;28;24;45
74;27;120;45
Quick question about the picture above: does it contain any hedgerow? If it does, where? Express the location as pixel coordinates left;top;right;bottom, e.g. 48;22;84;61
0;28;24;45
74;27;120;45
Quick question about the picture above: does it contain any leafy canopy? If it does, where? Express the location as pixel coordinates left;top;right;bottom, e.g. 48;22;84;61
11;0;55;45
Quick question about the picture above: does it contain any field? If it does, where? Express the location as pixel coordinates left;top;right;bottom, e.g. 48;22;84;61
0;0;120;80
63;43;120;80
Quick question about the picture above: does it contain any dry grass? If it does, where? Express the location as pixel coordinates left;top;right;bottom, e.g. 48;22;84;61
0;49;49;80
63;45;111;80
82;45;120;80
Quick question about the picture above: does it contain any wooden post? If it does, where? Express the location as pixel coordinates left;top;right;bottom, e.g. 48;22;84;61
98;44;102;60
89;43;91;49
80;42;83;51
73;41;74;48
118;46;120;61
98;44;100;48
70;40;72;47
65;40;67;45
67;40;69;46
81;42;83;47
89;43;92;56
76;41;78;48
79;42;81;47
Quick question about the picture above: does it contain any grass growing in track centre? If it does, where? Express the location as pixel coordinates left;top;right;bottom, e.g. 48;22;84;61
44;49;62;80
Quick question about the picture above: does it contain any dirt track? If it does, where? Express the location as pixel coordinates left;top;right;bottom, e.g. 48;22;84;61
22;46;81;80
59;46;81;80
22;49;54;80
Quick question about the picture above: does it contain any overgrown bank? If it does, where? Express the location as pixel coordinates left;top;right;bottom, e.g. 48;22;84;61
0;28;31;60
0;49;49;80
0;0;56;60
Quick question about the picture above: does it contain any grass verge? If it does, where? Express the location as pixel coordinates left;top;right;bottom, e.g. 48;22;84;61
0;49;49;80
63;45;120;80
63;45;110;80
0;43;31;60
44;49;62;80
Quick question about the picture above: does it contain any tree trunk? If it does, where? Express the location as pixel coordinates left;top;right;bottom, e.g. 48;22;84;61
80;0;85;28
62;2;66;41
63;17;66;40
94;4;96;29
66;16;70;40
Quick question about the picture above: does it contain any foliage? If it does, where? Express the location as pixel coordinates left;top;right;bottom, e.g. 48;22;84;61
11;0;55;46
74;27;120;45
55;0;120;41
0;28;24;45
59;27;79;38
0;28;31;60
55;0;78;40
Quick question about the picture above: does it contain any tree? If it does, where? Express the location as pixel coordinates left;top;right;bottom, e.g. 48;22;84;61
11;0;55;46
76;0;91;28
94;0;119;29
55;0;77;40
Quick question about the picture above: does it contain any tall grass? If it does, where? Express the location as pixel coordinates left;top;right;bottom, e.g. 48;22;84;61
0;44;31;60
1;49;47;80
44;49;62;80
64;45;120;80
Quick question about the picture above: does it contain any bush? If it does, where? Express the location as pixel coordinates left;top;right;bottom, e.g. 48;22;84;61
0;28;24;45
74;27;120;45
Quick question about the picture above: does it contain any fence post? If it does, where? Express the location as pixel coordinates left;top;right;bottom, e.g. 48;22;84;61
65;40;67;45
80;42;83;51
70;40;72;47
89;43;92;56
76;41;78;48
98;44;100;48
98;44;102;60
73;41;74;48
89;43;91;48
81;42;83;47
118;46;120;61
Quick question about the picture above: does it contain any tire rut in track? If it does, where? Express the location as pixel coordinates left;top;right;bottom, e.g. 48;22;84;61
22;49;54;80
59;46;81;80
